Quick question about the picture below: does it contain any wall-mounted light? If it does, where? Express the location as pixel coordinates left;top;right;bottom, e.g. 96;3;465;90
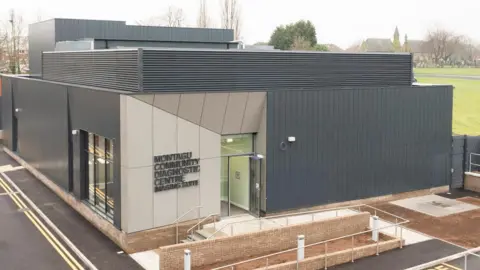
226;138;234;143
287;136;296;142
72;130;79;135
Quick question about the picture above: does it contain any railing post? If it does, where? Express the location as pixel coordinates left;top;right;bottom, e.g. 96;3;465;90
324;242;328;269
372;216;379;242
231;225;234;236
286;217;289;226
400;226;403;249
465;254;468;270
351;236;355;262
297;235;305;261
266;258;269;269
259;219;262;230
336;210;338;217
376;238;379;256
184;249;191;270
395;218;398;237
176;222;179;244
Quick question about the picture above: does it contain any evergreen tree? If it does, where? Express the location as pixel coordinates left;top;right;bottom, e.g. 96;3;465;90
403;34;410;52
392;26;401;52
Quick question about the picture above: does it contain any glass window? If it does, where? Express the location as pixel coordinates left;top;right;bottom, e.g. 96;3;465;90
221;134;254;156
84;131;115;222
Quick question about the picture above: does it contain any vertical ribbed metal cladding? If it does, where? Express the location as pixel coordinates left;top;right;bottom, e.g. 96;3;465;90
266;85;453;212
42;50;140;91
141;49;413;92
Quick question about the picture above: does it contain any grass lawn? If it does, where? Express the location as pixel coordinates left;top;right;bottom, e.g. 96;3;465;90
418;77;480;135
415;68;480;76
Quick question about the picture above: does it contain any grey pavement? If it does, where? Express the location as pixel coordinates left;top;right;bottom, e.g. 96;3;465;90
416;73;480;80
331;239;464;270
0;151;143;270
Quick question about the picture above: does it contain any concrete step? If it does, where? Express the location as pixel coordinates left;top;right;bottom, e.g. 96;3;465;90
181;239;193;244
188;233;206;242
196;227;229;239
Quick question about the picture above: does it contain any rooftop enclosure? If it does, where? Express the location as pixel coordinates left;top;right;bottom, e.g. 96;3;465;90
29;18;235;74
41;49;413;92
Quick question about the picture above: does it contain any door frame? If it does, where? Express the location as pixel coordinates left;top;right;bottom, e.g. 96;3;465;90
222;152;263;217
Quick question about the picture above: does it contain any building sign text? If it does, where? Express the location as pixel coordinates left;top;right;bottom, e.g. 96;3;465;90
153;152;200;192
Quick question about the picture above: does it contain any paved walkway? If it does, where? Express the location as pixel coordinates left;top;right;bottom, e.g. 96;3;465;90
416;73;480;80
0;151;143;270
332;239;464;270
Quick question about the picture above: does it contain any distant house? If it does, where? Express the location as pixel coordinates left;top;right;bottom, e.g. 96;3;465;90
361;38;394;52
324;44;344;52
408;40;428;66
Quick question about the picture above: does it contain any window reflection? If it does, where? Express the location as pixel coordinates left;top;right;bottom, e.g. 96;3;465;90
85;132;114;221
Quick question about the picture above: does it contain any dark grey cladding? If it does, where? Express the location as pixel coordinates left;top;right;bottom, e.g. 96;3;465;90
265;85;453;212
42;48;413;92
42;50;140;92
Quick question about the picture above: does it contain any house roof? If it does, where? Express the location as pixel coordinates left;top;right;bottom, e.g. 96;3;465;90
363;38;393;52
408;40;424;53
325;44;344;52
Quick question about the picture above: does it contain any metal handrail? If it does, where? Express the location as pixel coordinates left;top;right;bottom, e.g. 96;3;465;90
405;246;480;270
174;205;202;244
206;204;408;240
187;213;217;237
469;153;480;172
212;219;410;269
206;218;277;239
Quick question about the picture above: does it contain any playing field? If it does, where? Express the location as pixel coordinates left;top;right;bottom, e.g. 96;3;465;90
417;76;480;135
415;68;480;76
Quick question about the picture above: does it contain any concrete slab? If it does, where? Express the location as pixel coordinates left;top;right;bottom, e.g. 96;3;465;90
390;195;479;217
130;250;159;270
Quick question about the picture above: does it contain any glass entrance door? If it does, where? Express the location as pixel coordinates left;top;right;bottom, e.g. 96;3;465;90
220;154;262;217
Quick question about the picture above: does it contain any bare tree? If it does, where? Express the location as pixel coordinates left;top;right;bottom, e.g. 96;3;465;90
137;6;185;27
422;28;462;66
1;9;26;74
197;0;211;28
220;0;242;40
164;6;185;27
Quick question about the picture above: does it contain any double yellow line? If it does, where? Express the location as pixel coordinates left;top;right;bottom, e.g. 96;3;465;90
0;176;84;270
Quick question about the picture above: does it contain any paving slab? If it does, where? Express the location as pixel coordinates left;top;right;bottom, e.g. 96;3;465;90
390;195;478;217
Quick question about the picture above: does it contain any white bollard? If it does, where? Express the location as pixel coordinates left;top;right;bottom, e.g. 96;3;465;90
184;249;191;270
372;216;379;242
297;235;305;261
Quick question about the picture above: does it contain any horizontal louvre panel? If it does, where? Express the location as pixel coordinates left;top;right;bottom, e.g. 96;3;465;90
42;49;413;92
42;50;139;92
142;49;412;92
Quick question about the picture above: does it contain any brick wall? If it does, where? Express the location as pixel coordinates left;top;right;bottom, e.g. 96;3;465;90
254;239;402;270
157;212;370;269
125;216;218;253
465;173;480;193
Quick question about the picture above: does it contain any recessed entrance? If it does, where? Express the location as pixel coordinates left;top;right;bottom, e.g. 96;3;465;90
220;134;262;217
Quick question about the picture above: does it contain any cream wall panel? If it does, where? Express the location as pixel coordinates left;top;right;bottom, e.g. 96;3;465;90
153;94;180;115
123;96;153;168
200;93;229;133
177;93;205;125
125;166;154;233
241;92;266;133
222;93;248;134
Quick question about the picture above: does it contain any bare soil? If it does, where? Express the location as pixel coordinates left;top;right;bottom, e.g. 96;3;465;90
368;196;480;249
195;232;393;270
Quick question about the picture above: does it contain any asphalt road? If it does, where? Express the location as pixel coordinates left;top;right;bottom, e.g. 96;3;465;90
416;73;480;80
0;152;143;270
0;173;85;270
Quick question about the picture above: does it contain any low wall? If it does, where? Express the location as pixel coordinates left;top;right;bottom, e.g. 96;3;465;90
465;172;480;193
254;239;403;270
157;212;370;269
266;186;449;217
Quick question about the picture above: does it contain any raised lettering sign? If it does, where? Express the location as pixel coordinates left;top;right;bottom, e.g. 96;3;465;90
153;152;200;192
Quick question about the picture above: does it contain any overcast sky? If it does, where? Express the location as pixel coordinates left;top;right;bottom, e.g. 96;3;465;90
3;0;480;49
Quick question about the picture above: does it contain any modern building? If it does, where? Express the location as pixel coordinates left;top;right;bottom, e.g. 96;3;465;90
0;18;453;251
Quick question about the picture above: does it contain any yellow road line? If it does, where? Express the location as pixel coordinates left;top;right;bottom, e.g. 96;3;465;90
442;262;464;270
0;178;83;270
